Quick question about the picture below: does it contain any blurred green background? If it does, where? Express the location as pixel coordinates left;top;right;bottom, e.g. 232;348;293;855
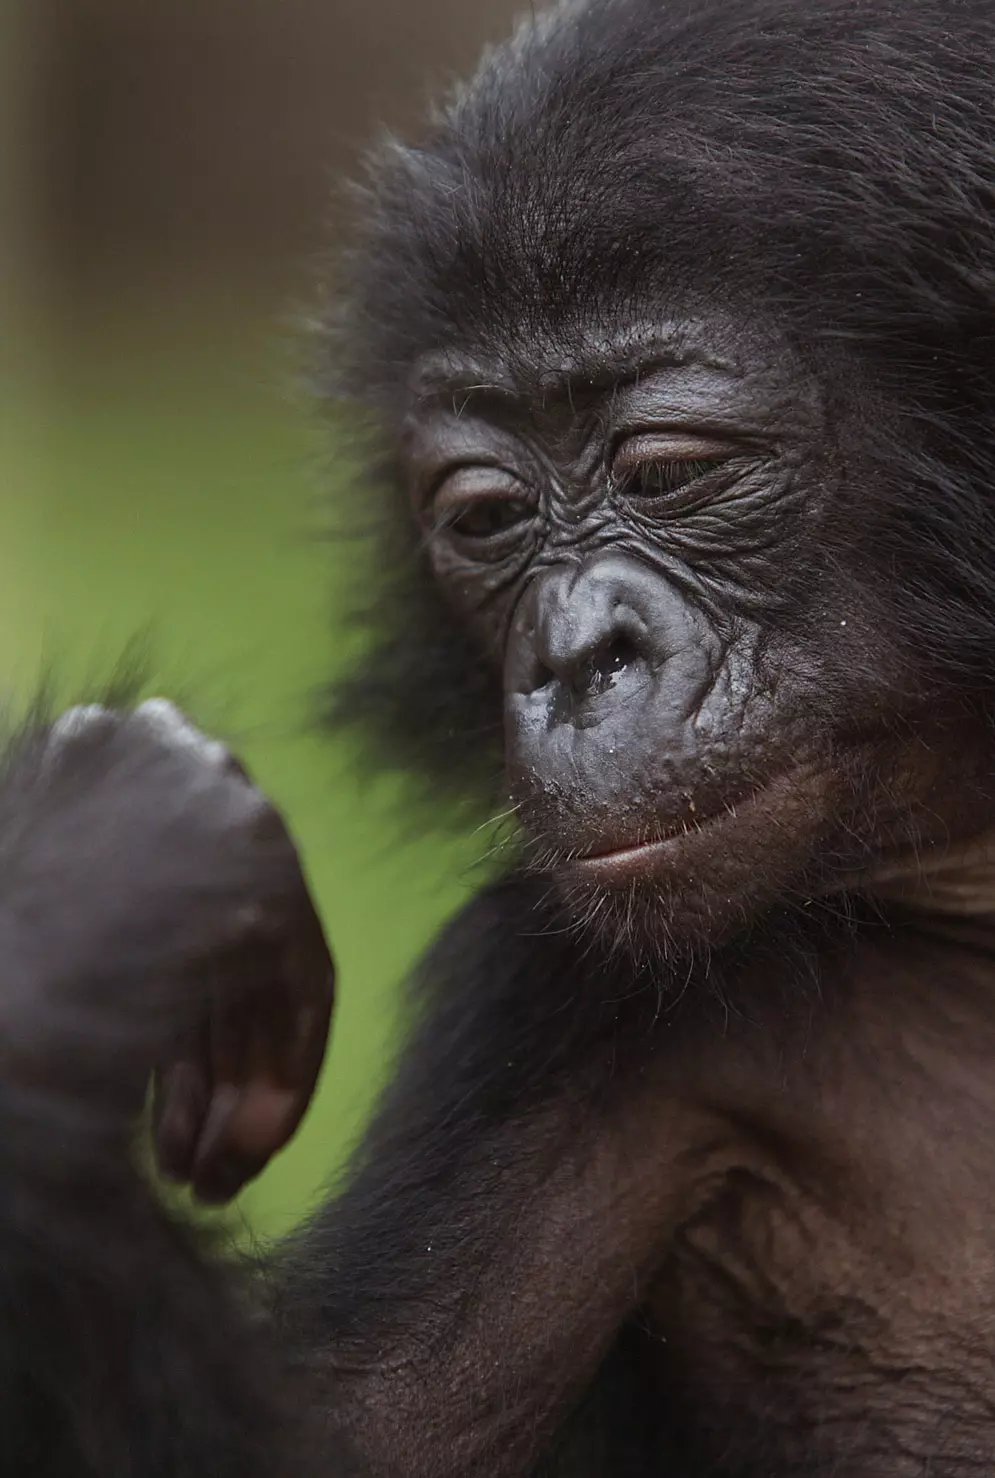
3;0;519;1240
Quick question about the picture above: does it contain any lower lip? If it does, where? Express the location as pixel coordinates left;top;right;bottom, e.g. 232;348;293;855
574;833;685;879
570;829;710;884
566;782;776;885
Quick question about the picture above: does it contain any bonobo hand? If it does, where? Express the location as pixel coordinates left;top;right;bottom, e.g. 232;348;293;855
39;698;335;1203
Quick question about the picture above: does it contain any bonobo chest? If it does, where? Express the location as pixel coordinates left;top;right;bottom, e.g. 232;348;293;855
647;928;995;1473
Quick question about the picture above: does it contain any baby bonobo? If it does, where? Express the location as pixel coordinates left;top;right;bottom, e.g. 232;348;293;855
9;0;995;1474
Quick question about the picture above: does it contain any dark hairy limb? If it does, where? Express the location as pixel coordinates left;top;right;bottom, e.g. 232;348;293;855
0;700;334;1476
278;878;708;1478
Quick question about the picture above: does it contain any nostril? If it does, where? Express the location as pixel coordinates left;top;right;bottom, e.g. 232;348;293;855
573;635;642;696
530;658;556;694
536;659;557;689
599;634;641;676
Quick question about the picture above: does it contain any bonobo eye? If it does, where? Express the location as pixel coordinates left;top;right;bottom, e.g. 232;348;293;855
429;466;535;545
612;434;730;508
629;459;717;496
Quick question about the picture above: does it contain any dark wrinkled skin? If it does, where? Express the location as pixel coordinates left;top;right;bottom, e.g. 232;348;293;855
403;330;994;946
9;1;995;1475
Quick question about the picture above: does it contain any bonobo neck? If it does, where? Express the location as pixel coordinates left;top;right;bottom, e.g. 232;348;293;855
860;828;995;942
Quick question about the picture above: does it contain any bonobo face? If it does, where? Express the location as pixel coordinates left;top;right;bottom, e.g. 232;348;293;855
401;318;994;942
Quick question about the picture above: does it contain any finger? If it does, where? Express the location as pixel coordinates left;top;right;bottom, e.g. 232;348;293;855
230;993;331;1161
152;1007;211;1184
270;893;336;1092
153;1060;211;1183
189;1084;264;1204
192;1026;326;1205
225;908;334;1160
187;957;254;1200
222;1080;304;1163
192;922;334;1203
184;897;334;1204
192;1075;305;1205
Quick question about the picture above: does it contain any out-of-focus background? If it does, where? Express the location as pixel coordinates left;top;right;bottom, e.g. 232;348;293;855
3;0;519;1239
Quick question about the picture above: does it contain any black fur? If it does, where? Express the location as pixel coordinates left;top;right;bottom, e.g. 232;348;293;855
10;2;995;1476
327;0;995;785
0;711;290;1476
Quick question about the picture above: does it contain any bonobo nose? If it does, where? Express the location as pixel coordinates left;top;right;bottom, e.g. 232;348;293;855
504;553;717;817
506;554;678;708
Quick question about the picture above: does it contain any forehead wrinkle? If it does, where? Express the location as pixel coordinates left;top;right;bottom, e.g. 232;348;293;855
410;332;743;415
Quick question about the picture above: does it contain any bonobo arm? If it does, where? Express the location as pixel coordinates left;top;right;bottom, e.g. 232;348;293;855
0;701;334;1477
278;877;704;1478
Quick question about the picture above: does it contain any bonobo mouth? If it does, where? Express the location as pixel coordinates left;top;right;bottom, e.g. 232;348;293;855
554;768;821;888
569;791;759;883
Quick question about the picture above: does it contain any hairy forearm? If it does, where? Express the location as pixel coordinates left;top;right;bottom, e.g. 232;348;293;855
276;881;698;1478
286;1081;701;1478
